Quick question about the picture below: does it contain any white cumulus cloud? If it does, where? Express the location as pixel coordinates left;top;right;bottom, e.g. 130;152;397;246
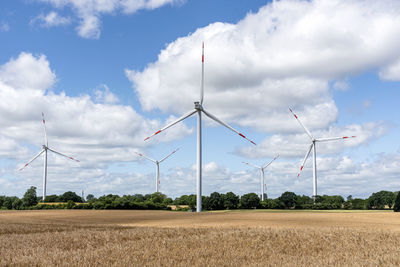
34;0;184;38
127;0;400;135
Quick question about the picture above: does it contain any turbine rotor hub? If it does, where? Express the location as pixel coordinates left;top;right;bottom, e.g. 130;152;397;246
194;101;203;111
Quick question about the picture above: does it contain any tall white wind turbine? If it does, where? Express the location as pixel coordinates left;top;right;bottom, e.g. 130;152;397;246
135;148;179;193
144;43;256;212
19;113;80;201
289;108;355;199
242;155;279;201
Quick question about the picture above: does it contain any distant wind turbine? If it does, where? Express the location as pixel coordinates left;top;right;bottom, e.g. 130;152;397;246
242;155;279;201
135;148;179;193
144;43;256;212
19;113;80;201
289;108;355;200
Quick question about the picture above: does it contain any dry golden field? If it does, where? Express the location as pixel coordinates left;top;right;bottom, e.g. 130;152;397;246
1;210;400;266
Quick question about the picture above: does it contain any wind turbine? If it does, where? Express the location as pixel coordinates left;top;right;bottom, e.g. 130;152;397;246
289;108;355;200
19;113;80;201
144;43;256;212
242;155;279;201
135;148;179;193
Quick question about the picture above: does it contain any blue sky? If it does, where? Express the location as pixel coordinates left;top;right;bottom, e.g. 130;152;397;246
0;0;399;199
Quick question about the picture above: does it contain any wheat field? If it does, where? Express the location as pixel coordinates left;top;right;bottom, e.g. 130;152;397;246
1;210;399;266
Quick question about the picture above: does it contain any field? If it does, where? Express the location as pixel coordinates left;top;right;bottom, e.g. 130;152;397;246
1;210;400;266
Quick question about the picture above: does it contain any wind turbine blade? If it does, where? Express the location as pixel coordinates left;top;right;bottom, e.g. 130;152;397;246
144;109;197;141
200;42;204;105
316;136;356;142
159;148;179;163
202;109;256;145
42;112;48;146
242;161;261;169
19;149;45;171
289;108;313;140
135;152;156;163
262;154;279;169
297;143;313;178
47;147;80;162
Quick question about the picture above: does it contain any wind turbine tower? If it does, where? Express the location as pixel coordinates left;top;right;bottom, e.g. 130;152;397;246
242;155;279;201
144;43;256;212
135;148;179;193
289;108;355;200
19;113;80;201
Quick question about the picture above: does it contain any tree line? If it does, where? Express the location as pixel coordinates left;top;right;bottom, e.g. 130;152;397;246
1;186;400;211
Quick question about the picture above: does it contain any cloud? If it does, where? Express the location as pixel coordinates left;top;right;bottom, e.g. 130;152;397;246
127;0;400;135
379;58;400;81
31;11;71;27
0;52;56;92
94;84;119;104
239;121;390;159
0;23;10;32
34;0;184;38
0;52;192;196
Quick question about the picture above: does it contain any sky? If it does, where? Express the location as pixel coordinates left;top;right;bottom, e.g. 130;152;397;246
0;0;399;199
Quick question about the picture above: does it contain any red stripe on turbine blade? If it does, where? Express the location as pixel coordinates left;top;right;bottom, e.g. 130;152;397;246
239;133;246;138
294;114;298;119
300;166;303;171
343;136;348;139
250;140;256;145
43;120;45;124
154;130;161;135
352;136;356;138
144;137;150;141
202;55;204;62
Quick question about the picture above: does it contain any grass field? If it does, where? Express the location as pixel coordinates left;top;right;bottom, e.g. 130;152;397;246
1;210;399;266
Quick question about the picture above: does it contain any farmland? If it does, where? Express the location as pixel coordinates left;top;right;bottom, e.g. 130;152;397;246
1;210;400;266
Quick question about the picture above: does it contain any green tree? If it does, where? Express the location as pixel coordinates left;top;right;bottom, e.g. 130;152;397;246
240;193;260;209
86;194;95;201
3;197;13;209
22;186;38;207
208;192;224;210
279;192;297;209
296;195;313;209
394;192;400;212
163;197;173;205
12;198;23;210
60;191;83;203
223;192;239;209
367;191;395;209
149;192;166;204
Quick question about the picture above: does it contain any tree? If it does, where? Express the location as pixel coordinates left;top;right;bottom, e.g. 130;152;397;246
163;197;173;205
279;192;297;209
223;192;239;209
86;194;95;201
208;192;224;210
367;191;395;209
296;195;313;209
12;197;23;210
149;192;166;204
59;191;83;203
22;186;38;207
394;192;400;212
240;193;260;209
